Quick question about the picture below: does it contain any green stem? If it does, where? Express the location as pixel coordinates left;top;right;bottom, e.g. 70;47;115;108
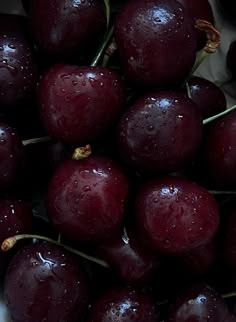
190;51;209;76
22;136;51;146
104;0;110;28
203;105;236;125
91;26;114;67
1;234;109;268
209;191;236;195
222;291;236;299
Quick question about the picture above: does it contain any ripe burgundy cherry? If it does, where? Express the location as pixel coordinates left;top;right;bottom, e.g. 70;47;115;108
135;176;219;255
0;14;37;112
5;242;89;322
47;155;129;243
117;90;203;174
0;122;25;192
178;0;214;49
168;283;230;322
114;0;197;88
88;287;159;322
187;76;226;118
97;228;160;285
227;40;236;79
38;65;125;145
204;110;236;188
0;199;32;276
29;0;105;59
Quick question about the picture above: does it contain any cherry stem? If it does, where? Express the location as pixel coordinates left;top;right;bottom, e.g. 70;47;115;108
72;145;92;160
91;26;114;67
104;0;110;28
22;136;51;146
191;50;209;75
209;191;236;195
1;234;109;268
203;104;236;125
102;38;118;67
222;291;236;299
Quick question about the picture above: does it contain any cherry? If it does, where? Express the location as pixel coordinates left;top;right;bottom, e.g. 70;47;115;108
117;90;203;174
29;0;105;60
88;287;160;322
167;283;230;322
178;0;214;49
135;176;219;255
47;154;129;243
0;122;25;192
204;109;236;188
227;40;236;79
187;76;226;118
38;65;125;145
114;0;197;88
221;202;236;270
0;14;38;112
0;199;32;277
4;242;89;322
97;228;160;285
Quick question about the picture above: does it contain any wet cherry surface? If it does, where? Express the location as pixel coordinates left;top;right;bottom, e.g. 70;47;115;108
0;122;25;192
117;90;203;174
187;76;226;118
178;0;214;49
168;283;230;322
135;176;219;255
114;0;197;88
4;242;89;322
88;287;160;322
204;109;236;188
0;14;38;112
29;0;105;59
38;64;125;145
47;155;129;243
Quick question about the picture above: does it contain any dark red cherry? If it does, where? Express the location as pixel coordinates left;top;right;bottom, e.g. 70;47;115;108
204;110;236;188
168;283;229;322
29;0;105;59
135;176;219;255
5;242;89;322
38;65;125;145
88;287;160;322
97;228;160;285
0;199;32;276
117;90;203;174
221;202;236;270
227;40;236;79
178;0;214;49
0;122;25;192
187;76;226;118
47;155;129;243
114;0;197;88
0;14;38;112
173;242;216;277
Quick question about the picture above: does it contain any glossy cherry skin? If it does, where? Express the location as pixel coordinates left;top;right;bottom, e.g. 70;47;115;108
0;14;38;112
204;110;236;188
5;242;89;322
178;0;214;49
29;0;105;59
227;41;236;79
114;0;197;88
0;199;32;277
0;122;25;192
88;287;160;322
135;176;219;255
97;229;160;285
168;283;229;322
187;76;226;118
38;65;125;145
47;155;129;243
117;90;203;174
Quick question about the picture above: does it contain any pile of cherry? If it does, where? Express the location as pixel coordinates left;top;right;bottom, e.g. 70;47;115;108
2;0;236;321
